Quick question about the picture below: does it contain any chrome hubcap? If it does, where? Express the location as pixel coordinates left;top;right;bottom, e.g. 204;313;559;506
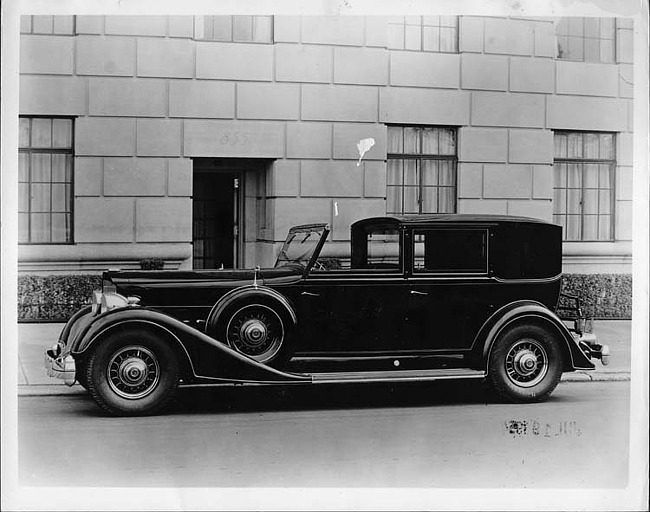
240;319;268;348
107;346;160;399
227;305;284;363
505;339;548;388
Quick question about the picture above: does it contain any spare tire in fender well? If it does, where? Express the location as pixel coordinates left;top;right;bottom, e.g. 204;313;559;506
205;285;297;368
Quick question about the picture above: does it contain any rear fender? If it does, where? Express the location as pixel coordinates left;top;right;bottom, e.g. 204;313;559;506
74;308;309;384
473;301;594;371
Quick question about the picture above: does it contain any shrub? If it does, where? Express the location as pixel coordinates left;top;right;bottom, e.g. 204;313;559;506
560;273;632;319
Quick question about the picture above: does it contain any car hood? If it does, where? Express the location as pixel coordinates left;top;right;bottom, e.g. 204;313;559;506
105;266;303;290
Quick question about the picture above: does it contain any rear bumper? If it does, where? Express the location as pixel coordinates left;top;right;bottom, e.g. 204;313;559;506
576;332;610;366
44;348;76;386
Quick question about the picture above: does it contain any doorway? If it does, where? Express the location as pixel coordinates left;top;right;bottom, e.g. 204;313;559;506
192;158;267;270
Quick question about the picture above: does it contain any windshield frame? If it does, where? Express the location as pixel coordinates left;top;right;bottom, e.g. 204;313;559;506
274;223;330;277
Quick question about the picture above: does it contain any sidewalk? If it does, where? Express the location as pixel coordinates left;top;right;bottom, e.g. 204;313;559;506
18;320;632;396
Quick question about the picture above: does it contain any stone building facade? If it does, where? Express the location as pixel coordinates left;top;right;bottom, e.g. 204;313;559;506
17;15;633;316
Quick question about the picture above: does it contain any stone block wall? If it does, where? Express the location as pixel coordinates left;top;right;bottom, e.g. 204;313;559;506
18;14;634;275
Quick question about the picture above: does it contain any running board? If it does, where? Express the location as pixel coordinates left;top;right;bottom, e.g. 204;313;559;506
311;368;486;384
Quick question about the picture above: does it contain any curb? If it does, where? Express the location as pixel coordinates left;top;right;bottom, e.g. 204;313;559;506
19;372;631;397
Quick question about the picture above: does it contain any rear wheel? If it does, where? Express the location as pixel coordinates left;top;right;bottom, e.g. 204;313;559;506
488;324;564;403
86;329;179;416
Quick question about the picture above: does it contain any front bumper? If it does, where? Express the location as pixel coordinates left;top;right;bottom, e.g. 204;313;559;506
44;348;76;386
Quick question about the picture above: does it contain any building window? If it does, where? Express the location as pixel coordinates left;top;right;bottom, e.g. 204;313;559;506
387;16;458;52
20;15;75;35
19;117;74;244
194;15;273;43
387;126;457;215
556;17;615;63
553;131;616;241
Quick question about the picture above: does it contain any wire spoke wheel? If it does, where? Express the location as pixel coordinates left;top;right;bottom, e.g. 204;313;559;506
504;338;548;388
226;304;284;363
107;345;161;400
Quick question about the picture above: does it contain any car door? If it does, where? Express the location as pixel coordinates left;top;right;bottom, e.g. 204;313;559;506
404;226;492;351
294;227;410;356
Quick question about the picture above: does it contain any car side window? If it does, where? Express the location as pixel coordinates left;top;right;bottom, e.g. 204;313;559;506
413;229;487;274
366;229;400;269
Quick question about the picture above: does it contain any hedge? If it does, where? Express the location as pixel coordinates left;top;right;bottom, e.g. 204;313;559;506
17;272;632;322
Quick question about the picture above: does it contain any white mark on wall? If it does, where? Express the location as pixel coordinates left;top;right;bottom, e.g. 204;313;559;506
356;138;375;166
334;201;339;217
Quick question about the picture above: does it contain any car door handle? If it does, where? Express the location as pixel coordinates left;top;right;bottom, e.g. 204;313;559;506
410;290;428;296
301;291;320;297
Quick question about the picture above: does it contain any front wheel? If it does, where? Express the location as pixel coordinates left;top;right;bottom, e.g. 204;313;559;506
86;329;179;416
488;324;564;403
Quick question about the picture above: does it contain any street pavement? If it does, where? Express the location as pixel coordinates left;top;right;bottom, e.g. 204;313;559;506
17;320;633;396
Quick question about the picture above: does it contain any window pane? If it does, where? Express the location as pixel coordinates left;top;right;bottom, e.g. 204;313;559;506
584;39;599;62
554;214;566;235
52;184;70;212
567;163;582;188
421;160;438;187
439;187;455;213
387;159;403;186
584;18;600;38
387;186;402;214
555;133;568;158
567;133;583;158
440;16;457;28
599;164;612;187
557;37;569;58
18;214;29;243
403;127;420;154
252;16;272;43
387;127;403;153
31;183;51;212
405;25;421;50
19;118;30;147
52;154;72;182
599;134;614;159
403;159;418;187
568;17;584;36
19;183;30;212
554;187;566;213
584;164;599;188
19;153;29;182
599;190;611;214
566;215;581;240
568;36;584;60
31;213;51;243
52;119;72;148
211;16;232;40
421;128;438;154
554;163;567;187
20;15;32;34
600;40;614;62
51;213;71;243
403;186;419;213
32;15;53;34
439;129;456;154
439;161;455;186
600;18;615;38
387;24;405;50
439;28;457;52
233;15;253;42
583;189;599;214
556;18;569;36
584;133;599;158
583;215;598;239
422;26;439;51
598;216;611;239
567;189;581;214
421;186;438;213
31;154;51;182
31;118;52;148
53;15;74;35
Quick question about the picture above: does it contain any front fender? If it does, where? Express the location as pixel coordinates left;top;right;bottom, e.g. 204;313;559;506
474;301;595;371
72;307;310;384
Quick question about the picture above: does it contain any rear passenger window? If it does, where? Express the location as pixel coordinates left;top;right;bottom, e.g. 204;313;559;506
414;229;487;273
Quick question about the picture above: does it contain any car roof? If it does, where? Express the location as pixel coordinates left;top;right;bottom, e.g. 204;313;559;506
351;214;556;229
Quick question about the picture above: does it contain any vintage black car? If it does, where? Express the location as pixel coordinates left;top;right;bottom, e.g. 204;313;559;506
45;215;608;416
